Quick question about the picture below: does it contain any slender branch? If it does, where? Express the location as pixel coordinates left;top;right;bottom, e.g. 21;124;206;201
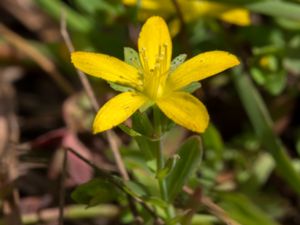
60;12;154;223
4;204;120;225
67;148;159;221
183;186;241;225
60;11;130;183
66;148;121;188
60;13;99;110
0;70;22;225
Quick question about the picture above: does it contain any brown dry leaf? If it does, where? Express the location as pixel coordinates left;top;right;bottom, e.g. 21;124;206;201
62;132;93;186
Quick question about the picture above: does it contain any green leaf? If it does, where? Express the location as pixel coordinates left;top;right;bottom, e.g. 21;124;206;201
241;152;275;192
251;67;266;85
250;68;287;96
191;214;217;225
132;112;156;160
156;155;180;180
167;136;203;201
71;178;119;207
202;123;224;162
264;71;286;96
139;101;155;113
134;136;157;160
73;0;123;16
142;196;168;209
284;35;300;74
109;82;134;92
124;47;142;69
233;69;300;195
132;112;153;137
246;1;300;20
124;180;147;198
118;124;142;137
166;210;192;225
220;193;280;225
276;18;300;31
35;0;92;32
170;54;187;73
252;153;275;186
182;82;202;93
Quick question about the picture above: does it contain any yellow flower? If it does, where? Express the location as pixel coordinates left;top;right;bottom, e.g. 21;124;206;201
123;0;251;26
71;16;239;134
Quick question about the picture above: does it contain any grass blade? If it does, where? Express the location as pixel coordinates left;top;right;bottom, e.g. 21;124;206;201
35;0;92;32
232;70;300;195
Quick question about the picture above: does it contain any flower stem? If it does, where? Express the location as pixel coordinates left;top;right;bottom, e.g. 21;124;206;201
155;140;168;201
155;140;176;219
153;107;176;220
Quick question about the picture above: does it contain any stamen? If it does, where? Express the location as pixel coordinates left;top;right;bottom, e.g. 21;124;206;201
140;48;150;72
141;43;171;100
158;45;162;59
162;43;168;73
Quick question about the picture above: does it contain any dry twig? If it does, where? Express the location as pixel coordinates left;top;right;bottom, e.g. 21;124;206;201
60;12;129;182
0;70;22;225
10;204;120;225
60;13;146;224
67;148;160;223
184;186;241;225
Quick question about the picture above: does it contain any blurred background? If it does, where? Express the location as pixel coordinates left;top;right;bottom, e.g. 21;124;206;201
1;0;300;224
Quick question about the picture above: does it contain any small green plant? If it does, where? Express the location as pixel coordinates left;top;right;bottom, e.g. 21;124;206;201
70;16;239;224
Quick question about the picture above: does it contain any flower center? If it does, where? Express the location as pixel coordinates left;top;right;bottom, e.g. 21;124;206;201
140;44;169;100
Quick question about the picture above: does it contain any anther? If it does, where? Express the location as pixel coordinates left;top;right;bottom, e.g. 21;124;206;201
140;48;150;72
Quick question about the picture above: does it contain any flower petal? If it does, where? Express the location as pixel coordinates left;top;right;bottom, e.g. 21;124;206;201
123;0;173;11
138;16;172;72
71;52;141;89
93;92;148;133
219;8;251;26
157;92;209;133
182;1;250;26
168;51;240;91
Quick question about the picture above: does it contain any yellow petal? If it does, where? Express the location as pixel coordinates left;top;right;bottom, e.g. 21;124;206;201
93;92;148;133
169;18;181;38
71;52;142;89
122;0;173;21
157;92;209;133
171;1;250;26
220;8;251;26
122;0;136;6
138;16;172;72
168;51;240;91
123;0;172;11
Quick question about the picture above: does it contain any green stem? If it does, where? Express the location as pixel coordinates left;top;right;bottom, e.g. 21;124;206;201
153;107;176;220
155;140;168;201
154;140;176;219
